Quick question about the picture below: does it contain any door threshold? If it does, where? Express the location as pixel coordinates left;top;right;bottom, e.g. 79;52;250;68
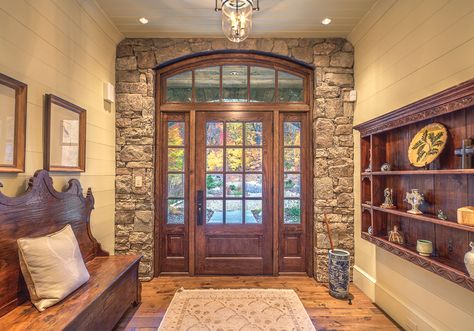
157;273;311;277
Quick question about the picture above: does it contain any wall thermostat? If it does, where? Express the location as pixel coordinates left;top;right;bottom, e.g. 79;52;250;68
103;82;115;103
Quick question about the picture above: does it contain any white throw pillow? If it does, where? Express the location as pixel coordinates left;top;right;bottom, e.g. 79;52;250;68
17;224;90;311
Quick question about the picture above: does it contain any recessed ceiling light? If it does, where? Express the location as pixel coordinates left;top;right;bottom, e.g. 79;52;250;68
139;17;149;24
321;18;332;25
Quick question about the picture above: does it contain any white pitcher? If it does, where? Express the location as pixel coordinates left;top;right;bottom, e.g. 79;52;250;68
465;242;474;278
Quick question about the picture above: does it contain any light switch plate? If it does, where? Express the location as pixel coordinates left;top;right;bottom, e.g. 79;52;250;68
135;176;143;188
349;89;357;102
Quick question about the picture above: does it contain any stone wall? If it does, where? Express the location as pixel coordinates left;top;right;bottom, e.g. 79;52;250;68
115;38;355;281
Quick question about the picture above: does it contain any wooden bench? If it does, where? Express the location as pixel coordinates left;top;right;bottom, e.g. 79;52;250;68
0;170;141;330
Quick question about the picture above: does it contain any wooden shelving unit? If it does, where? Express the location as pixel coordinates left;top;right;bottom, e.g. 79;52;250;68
354;79;474;292
370;206;474;232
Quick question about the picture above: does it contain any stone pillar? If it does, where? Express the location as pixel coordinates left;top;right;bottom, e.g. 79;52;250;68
313;40;355;281
114;38;355;280
115;40;156;280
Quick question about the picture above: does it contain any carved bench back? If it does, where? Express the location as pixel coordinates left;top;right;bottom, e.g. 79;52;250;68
0;170;106;317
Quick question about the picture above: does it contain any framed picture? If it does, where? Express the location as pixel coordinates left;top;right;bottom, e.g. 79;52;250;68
45;94;86;172
0;73;27;173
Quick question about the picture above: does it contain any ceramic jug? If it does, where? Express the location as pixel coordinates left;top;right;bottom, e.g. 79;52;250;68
465;242;474;278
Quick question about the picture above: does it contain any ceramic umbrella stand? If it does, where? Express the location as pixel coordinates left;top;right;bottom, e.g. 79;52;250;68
324;214;350;299
328;248;350;299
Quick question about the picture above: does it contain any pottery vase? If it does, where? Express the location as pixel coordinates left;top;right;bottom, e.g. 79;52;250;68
416;240;433;257
465;242;474;278
328;249;350;299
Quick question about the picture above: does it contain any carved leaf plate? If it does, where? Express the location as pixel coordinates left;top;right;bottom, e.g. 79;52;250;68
408;123;447;167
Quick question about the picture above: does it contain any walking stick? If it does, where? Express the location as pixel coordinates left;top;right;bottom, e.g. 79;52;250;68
324;214;334;251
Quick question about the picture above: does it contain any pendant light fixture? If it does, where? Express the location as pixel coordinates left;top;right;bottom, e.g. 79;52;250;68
215;0;260;43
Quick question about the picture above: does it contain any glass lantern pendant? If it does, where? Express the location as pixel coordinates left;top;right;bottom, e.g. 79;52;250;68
219;0;257;43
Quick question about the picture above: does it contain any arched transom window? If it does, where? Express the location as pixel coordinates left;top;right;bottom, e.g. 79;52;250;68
161;56;310;105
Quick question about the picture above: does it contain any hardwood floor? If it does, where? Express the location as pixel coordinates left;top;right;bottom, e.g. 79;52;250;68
115;276;400;331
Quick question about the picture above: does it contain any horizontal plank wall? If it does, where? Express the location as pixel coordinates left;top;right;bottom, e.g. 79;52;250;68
0;0;123;253
349;0;474;330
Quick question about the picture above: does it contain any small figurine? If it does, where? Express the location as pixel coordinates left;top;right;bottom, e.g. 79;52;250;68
437;210;448;220
405;189;424;215
368;226;374;236
381;163;392;172
388;225;404;245
381;188;396;209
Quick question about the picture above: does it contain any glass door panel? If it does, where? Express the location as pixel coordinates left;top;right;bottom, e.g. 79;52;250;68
160;113;189;273
279;113;308;273
196;112;273;275
166;121;186;224
283;121;302;224
204;120;264;225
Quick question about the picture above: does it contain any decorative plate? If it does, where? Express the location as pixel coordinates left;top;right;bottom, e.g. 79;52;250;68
408;123;447;167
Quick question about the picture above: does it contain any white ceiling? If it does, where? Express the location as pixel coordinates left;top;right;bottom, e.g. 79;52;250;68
95;0;378;38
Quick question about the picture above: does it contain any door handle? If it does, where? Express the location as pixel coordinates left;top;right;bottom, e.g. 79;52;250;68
196;190;204;226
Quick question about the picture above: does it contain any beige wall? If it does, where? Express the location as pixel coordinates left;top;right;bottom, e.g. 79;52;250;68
0;0;122;253
349;0;474;330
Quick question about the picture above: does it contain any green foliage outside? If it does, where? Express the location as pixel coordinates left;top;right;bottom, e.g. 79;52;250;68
206;175;222;190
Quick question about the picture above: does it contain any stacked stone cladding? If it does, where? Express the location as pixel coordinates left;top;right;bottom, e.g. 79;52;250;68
115;38;355;281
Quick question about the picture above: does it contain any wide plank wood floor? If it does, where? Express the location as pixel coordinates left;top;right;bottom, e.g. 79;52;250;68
115;276;400;331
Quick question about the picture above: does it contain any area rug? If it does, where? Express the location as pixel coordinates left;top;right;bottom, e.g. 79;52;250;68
158;288;316;331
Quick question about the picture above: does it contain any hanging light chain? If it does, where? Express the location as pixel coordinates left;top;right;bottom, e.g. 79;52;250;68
215;0;259;12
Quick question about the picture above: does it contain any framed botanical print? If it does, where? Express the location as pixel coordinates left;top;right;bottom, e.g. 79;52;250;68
0;73;27;173
45;94;86;172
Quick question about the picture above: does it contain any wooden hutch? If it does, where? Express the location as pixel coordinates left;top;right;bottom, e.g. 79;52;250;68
354;79;474;291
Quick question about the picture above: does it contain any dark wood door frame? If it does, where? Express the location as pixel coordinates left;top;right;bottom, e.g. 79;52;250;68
195;111;274;275
154;51;314;277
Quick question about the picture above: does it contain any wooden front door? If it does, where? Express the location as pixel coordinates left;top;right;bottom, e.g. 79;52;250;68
195;112;273;275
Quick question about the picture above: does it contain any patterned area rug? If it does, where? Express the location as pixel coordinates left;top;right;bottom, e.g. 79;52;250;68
158;288;316;331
